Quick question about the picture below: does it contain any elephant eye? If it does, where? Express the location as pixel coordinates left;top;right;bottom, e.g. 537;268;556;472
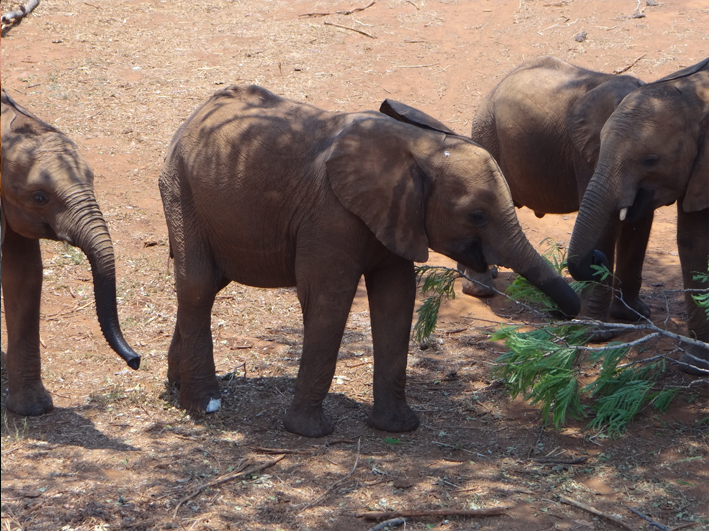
643;155;659;167
33;191;49;205
469;210;487;228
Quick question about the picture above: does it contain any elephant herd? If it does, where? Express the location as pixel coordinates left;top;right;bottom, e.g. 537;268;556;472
1;56;707;438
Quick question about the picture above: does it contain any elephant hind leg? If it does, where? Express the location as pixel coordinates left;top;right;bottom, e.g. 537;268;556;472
610;211;653;321
168;257;223;413
2;228;53;416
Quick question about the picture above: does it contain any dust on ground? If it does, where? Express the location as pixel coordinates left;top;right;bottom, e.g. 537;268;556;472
1;1;707;530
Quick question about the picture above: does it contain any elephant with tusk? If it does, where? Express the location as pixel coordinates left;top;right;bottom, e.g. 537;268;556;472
380;56;648;322
159;84;579;437
568;57;709;374
1;88;141;416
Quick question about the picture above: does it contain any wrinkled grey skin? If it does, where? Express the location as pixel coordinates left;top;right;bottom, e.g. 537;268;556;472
1;89;140;416
568;58;709;374
382;56;647;322
159;85;580;438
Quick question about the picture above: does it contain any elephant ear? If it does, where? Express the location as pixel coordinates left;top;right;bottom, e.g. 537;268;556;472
682;113;709;212
568;76;643;168
379;99;457;135
326;116;431;262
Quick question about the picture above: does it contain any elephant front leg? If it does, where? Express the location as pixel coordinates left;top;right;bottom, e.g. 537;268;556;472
365;259;420;433
1;228;53;416
284;267;360;438
677;206;709;375
610;211;654;321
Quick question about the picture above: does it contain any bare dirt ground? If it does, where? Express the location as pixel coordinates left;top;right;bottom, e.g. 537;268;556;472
1;1;708;530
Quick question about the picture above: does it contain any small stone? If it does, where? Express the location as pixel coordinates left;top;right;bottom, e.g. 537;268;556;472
574;31;588;42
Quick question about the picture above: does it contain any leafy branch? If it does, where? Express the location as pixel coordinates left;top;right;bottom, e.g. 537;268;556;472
413;243;708;436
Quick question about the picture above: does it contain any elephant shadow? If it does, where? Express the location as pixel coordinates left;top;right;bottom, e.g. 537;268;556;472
0;406;140;452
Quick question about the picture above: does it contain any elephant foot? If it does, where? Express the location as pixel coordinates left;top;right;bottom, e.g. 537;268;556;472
7;385;54;416
178;381;222;414
460;267;497;298
283;404;334;438
679;344;709;376
367;401;420;433
610;296;651;322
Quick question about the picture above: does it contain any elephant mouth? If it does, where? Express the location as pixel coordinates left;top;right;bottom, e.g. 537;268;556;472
445;239;488;274
621;187;656;223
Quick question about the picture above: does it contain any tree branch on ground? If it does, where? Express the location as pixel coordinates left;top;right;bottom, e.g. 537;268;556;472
1;0;40;26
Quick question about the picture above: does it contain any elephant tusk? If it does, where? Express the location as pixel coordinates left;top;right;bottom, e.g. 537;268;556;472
619;208;628;221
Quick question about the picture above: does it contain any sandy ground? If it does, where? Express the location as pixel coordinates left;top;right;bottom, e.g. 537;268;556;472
1;1;707;530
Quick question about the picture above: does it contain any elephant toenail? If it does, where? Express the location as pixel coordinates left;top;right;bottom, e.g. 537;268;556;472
205;398;221;413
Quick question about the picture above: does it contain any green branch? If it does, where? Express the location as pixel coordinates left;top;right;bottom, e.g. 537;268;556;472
413;244;709;437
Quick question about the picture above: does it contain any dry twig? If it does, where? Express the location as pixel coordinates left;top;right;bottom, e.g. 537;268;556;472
532;456;588;465
173;454;285;517
626;505;668;531
357;507;509;520
323;21;376;39
556;494;636;531
614;54;647;74
300;1;375;17
250;446;314;455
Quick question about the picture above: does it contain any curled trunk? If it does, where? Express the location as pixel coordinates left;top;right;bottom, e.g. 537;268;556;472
499;229;580;318
61;189;141;369
567;167;619;282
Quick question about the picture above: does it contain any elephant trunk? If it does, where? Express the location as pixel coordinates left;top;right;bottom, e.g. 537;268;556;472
567;164;619;282
499;228;580;318
60;187;141;370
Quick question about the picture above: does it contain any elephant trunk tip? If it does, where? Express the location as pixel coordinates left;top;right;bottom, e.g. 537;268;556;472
567;249;610;282
124;352;141;370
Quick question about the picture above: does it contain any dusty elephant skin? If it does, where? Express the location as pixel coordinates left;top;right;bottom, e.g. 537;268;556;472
383;56;650;320
567;58;709;374
0;89;141;417
159;84;580;438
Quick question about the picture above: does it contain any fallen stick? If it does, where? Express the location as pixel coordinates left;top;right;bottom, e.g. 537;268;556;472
250;446;313;455
357;507;509;520
532;457;588;465
173;454;285;517
626;505;668;531
324;21;376;39
614;54;647;75
300;1;375;17
556;494;635;531
1;0;40;25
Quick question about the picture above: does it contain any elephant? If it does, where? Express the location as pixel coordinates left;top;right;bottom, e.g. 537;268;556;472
158;84;580;438
381;56;647;322
1;89;141;416
568;57;709;374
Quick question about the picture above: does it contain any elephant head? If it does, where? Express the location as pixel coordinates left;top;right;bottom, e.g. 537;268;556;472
568;58;709;279
567;58;709;371
329;107;580;318
1;88;140;370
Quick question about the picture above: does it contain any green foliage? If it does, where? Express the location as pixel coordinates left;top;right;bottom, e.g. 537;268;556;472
412;242;700;437
505;238;590;313
413;265;458;343
691;260;709;319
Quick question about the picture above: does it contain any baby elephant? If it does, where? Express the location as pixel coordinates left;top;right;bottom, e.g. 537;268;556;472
1;89;140;416
159;85;580;437
384;56;646;322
